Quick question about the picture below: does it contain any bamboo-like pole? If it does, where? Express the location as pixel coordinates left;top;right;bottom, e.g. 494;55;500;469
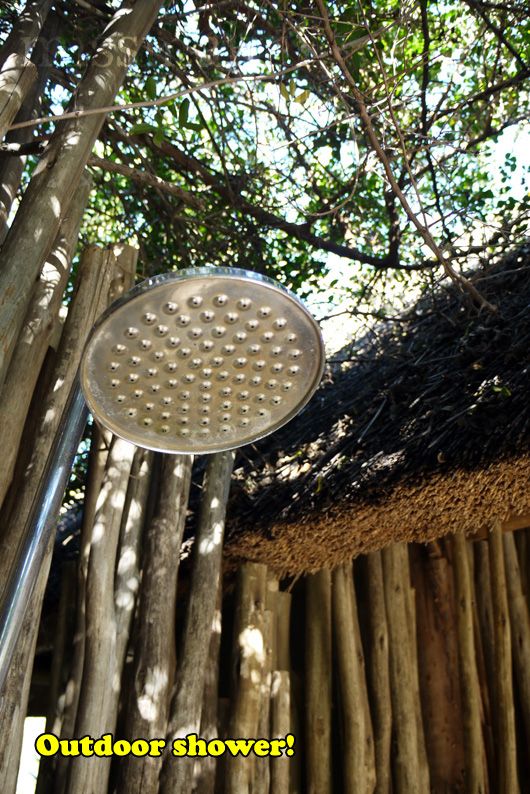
52;245;138;794
410;541;465;791
402;550;430;790
503;532;530;749
50;425;112;794
0;0;165;389
66;436;137;794
0;0;52;68
305;569;332;794
193;583;223;794
51;247;138;794
0;53;37;140
488;525;518;794
160;450;235;794
0;244;115;792
473;540;496;773
452;532;488;793
270;670;291;794
224;561;268;794
382;543;427;793
332;563;375;794
0;10;58;245
114;447;153;664
254;578;277;794
116;454;192;794
0;171;92;509
365;551;391;794
276;588;302;794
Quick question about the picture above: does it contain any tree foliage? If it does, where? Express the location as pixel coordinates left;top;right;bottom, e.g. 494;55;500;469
2;0;529;306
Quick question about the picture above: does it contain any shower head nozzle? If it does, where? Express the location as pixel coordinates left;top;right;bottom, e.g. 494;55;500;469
80;267;325;454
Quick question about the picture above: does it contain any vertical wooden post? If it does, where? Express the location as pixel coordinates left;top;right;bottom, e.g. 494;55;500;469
254;573;278;794
0;0;165;390
382;543;429;794
503;532;530;750
332;563;375;793
0;244;116;793
452;532;488;793
365;551;391;794
161;450;235;794
410;541;465;791
488;525;518;794
224;561;268;794
473;540;496;774
0;171;92;510
305;569;332;794
193;582;224;794
271;670;291;794
116;454;192;794
66;437;137;794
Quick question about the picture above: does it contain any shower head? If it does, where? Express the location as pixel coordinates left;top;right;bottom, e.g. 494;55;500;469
80;267;325;454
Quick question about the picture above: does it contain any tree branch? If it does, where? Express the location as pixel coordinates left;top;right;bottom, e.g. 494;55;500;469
88;155;204;209
313;0;496;312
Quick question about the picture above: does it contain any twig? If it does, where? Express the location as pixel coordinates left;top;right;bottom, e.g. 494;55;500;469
313;0;496;313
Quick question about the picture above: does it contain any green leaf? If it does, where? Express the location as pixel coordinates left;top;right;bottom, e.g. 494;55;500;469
280;82;290;101
129;122;158;136
295;89;310;105
144;76;157;101
179;98;190;128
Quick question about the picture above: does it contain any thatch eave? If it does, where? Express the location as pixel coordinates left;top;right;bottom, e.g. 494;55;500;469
224;245;530;573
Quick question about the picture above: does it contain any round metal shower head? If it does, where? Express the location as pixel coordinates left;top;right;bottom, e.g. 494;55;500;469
80;267;325;454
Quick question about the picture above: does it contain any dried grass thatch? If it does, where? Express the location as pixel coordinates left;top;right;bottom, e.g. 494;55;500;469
225;245;530;574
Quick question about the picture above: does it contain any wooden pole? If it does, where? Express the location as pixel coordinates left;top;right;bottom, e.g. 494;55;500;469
224;561;268;794
193;583;223;794
332;563;375;794
305;569;332;794
0;171;92;509
473;540;496;774
0;0;164;389
410;541;465;791
503;532;530;749
116;454;192;794
270;670;291;794
51;425;112;794
0;244;115;792
402;549;430;790
0;0;52;69
488;524;518;793
114;447;153;666
254;577;277;794
0;9;58;245
160;450;235;794
382;543;427;793
452;532;488;793
66;436;137;794
0;53;37;141
365;551;391;794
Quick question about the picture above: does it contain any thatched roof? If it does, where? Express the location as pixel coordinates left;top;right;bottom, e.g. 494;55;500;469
224;245;530;575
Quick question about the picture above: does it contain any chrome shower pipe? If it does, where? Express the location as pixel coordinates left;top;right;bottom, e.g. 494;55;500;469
0;379;88;694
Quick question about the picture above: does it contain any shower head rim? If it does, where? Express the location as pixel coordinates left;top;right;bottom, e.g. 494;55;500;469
80;266;325;455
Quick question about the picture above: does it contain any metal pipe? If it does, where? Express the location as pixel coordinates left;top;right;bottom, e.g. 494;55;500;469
0;378;87;693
